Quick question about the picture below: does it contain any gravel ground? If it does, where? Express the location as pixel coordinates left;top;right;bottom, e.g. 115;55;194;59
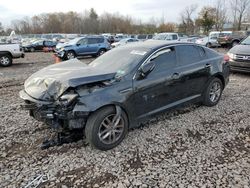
0;52;250;188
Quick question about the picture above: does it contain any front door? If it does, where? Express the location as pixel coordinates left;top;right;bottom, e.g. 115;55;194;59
132;47;181;120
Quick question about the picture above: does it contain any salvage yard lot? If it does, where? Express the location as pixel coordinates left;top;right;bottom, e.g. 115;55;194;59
0;52;250;187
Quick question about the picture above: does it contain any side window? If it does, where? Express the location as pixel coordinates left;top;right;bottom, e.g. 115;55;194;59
78;38;87;45
97;38;104;43
37;41;43;46
172;35;178;40
196;46;206;58
147;35;153;39
147;47;176;75
176;45;202;66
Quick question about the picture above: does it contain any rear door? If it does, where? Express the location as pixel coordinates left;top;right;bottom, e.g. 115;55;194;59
175;45;211;98
87;38;101;54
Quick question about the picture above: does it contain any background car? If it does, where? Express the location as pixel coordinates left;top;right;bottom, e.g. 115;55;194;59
0;43;25;67
111;38;139;48
195;32;221;48
227;35;250;73
152;32;188;42
217;31;246;47
136;34;154;41
56;36;111;60
22;40;57;52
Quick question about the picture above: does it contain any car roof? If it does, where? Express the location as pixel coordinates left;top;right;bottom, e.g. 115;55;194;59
157;32;178;35
123;40;199;51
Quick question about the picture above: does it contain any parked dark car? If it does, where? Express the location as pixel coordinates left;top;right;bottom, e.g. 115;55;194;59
55;36;111;60
20;41;230;150
227;35;250;73
217;31;246;47
22;40;57;52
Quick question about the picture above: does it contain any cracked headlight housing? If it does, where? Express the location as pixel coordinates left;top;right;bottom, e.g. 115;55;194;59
59;93;78;107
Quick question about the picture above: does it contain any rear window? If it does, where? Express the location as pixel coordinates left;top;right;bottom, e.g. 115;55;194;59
147;35;153;39
88;38;104;44
219;33;231;37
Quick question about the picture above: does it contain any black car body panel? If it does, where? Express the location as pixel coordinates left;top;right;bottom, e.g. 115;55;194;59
20;41;230;131
228;44;250;73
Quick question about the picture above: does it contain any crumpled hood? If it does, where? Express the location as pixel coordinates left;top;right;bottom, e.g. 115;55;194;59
24;59;116;101
229;44;250;55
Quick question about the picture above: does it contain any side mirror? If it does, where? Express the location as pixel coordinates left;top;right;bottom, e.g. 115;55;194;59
138;61;155;79
76;43;80;46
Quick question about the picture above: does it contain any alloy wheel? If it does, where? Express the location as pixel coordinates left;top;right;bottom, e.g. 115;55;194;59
209;82;221;103
0;56;10;66
67;52;75;59
98;114;125;145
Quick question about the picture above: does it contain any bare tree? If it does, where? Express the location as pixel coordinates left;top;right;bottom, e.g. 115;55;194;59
179;4;198;34
231;0;250;30
214;0;227;30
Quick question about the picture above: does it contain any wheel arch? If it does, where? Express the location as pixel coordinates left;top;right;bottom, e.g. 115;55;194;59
213;73;225;89
91;103;131;128
0;51;13;58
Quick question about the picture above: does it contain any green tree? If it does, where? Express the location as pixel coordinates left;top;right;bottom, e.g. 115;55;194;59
197;6;216;34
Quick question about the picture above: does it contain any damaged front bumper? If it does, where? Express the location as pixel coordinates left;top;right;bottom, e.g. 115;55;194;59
19;90;89;130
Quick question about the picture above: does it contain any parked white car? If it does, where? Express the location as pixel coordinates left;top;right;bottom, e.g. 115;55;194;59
0;43;25;67
111;38;139;48
153;32;189;42
196;31;221;47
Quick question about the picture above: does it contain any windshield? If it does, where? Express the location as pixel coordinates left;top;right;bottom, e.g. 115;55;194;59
219;33;231;37
89;46;150;76
153;34;167;40
241;36;250;45
68;38;81;45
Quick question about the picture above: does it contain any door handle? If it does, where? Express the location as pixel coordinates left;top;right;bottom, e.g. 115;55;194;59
205;63;211;68
172;73;180;80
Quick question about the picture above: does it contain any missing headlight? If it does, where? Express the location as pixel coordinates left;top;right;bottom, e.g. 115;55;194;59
59;94;78;107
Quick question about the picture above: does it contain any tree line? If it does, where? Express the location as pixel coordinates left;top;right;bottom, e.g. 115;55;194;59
0;0;250;36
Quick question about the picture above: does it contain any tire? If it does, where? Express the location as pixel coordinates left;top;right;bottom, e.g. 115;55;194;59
30;47;35;52
0;54;13;67
206;43;212;48
232;41;239;47
66;51;76;60
97;49;106;56
202;78;223;107
85;106;128;151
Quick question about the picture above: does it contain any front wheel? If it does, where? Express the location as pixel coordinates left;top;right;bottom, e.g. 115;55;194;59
0;54;12;67
85;106;128;151
203;78;223;107
66;51;76;60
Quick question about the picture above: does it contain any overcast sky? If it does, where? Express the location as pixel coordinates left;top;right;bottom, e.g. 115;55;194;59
0;0;216;26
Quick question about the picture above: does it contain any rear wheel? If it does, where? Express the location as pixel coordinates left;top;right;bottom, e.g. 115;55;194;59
66;51;76;60
232;41;239;47
206;43;212;48
30;47;35;52
0;54;12;67
203;78;223;107
85;106;128;150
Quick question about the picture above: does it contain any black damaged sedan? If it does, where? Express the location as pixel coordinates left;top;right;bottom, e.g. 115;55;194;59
20;41;230;150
